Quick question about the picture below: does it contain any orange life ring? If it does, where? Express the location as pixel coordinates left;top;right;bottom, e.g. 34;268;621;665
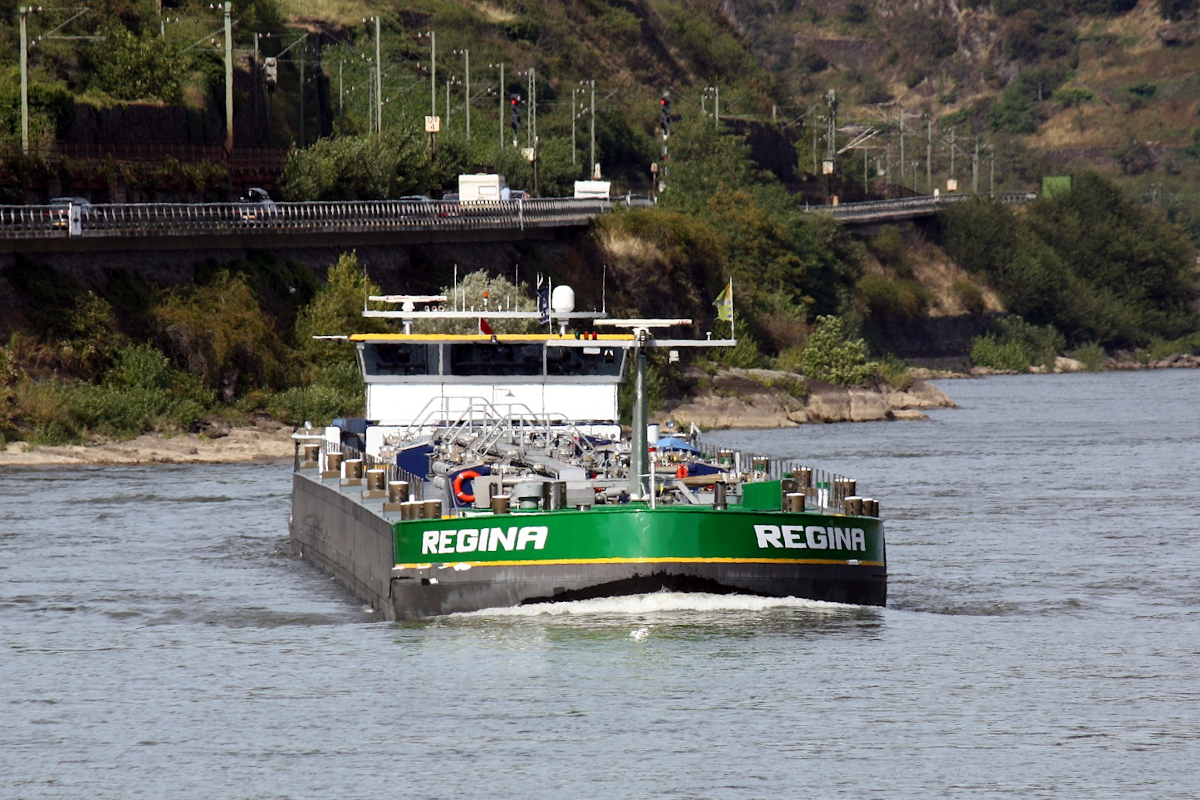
676;464;688;479
453;470;481;504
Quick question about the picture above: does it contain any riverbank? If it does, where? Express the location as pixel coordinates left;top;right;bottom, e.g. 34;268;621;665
660;368;955;430
0;422;295;468
3;352;1195;464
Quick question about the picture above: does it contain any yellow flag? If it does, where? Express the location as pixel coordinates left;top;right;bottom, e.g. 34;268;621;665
714;280;733;322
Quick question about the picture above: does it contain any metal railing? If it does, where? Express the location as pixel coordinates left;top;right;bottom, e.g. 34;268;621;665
695;441;856;513
337;440;425;502
0;197;609;239
805;190;1036;222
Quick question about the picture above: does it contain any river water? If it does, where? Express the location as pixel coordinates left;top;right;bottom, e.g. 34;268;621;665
2;369;1198;799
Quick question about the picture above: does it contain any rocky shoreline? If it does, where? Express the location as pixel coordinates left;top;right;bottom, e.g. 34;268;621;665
660;367;955;430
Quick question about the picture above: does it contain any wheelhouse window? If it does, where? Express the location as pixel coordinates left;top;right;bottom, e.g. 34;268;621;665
361;343;436;376
448;343;543;376
546;346;624;376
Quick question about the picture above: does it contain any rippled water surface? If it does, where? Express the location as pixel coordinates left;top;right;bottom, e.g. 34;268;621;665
3;370;1199;798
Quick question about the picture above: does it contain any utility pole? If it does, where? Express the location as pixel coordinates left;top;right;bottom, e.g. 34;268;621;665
19;6;29;154
463;49;470;142
530;68;537;152
899;107;905;191
430;30;436;119
298;33;305;147
972;137;980;193
589;79;595;177
495;62;504;149
571;87;577;165
252;33;259;137
714;85;720;127
949;127;956;184
374;16;382;135
812;114;819;174
926;114;933;194
224;1;233;152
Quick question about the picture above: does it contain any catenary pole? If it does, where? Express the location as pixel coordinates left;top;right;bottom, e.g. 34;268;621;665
224;2;234;152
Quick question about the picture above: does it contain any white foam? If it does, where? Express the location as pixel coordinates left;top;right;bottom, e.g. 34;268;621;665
455;591;851;618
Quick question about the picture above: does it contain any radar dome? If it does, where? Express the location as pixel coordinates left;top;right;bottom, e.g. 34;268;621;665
551;285;576;314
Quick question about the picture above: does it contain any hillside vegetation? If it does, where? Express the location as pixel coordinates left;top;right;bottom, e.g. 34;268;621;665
2;0;1200;444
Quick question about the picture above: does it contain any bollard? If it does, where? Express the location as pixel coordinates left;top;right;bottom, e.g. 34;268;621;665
388;481;409;504
863;498;879;517
844;496;864;516
301;443;320;468
423;499;442;519
366;468;387;492
490;495;511;515
342;459;364;489
323;451;343;478
796;468;813;488
713;481;728;511
543;481;567;510
786;492;806;513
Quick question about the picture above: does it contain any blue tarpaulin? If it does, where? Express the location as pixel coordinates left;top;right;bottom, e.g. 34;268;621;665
653;436;700;454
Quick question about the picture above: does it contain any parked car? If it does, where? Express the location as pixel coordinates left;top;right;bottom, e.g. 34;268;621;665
239;187;276;222
48;197;92;229
437;192;460;217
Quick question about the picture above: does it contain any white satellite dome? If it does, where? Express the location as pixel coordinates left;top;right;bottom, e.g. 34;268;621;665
551;285;576;314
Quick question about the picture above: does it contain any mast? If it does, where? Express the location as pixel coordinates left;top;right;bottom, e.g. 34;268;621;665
630;332;648;499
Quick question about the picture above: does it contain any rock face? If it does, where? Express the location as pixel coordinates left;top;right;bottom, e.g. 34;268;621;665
660;369;956;430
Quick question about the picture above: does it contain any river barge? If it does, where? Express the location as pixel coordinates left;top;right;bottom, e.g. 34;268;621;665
289;285;886;618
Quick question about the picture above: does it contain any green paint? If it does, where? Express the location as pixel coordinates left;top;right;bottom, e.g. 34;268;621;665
394;504;884;566
741;480;784;510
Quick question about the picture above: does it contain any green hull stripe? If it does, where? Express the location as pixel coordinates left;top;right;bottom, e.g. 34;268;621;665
395;506;885;568
396;557;885;569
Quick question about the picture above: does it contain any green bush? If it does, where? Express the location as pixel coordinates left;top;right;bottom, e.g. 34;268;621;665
268;383;357;427
1146;333;1200;361
107;343;171;390
952;280;987;317
970;316;1065;371
970;334;1033;371
878;354;913;390
87;25;182;103
1069;342;1107;371
153;271;287;402
798;316;879;386
281;131;435;201
857;276;931;325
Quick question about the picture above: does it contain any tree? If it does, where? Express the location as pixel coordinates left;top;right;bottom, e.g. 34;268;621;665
281;131;432;200
154;271;286;402
88;25;181;103
294;252;388;371
798;315;878;386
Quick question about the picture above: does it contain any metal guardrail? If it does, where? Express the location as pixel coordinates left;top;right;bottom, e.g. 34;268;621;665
805;191;1036;222
0;192;1030;239
0;197;613;239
